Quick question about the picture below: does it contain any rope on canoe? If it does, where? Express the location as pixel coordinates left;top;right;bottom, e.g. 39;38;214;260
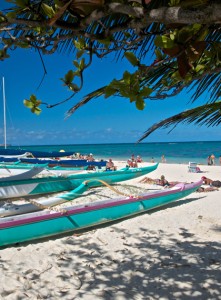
26;198;67;214
25;179;143;214
84;179;142;198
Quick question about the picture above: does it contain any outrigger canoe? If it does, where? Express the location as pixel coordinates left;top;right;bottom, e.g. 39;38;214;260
0;148;75;158
0;163;158;199
0;162;88;176
18;157;107;168
0;179;202;247
0;167;45;182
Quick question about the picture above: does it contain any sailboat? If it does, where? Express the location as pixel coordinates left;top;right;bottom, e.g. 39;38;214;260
0;78;70;157
1;77;10;148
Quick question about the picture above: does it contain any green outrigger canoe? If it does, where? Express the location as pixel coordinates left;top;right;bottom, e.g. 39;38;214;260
0;179;202;247
0;163;158;199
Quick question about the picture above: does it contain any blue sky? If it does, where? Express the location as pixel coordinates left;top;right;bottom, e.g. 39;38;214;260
0;4;220;146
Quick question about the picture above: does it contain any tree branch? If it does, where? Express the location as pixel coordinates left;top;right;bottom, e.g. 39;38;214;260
146;4;221;24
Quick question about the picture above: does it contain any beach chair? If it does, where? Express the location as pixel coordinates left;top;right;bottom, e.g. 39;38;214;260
188;162;200;173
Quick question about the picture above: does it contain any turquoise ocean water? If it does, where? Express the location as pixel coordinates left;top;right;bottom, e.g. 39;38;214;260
6;141;221;165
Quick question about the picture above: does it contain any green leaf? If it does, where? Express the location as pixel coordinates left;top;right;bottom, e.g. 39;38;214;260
184;73;192;82
6;12;17;18
0;16;6;23
168;0;180;6
154;49;163;61
31;107;42;115
195;64;205;72
23;99;34;108
73;60;79;69
17;42;30;48
136;97;145;110
69;83;79;92
104;86;116;98
123;71;131;84
140;87;152;97
34;107;42;115
41;3;55;18
120;88;130;98
123;32;132;38
74;41;80;49
170;33;175;40
129;95;137;103
124;52;139;66
30;94;37;103
154;36;174;49
76;50;85;59
177;27;193;44
15;0;29;8
64;70;75;83
79;58;85;71
78;37;85;49
171;71;182;81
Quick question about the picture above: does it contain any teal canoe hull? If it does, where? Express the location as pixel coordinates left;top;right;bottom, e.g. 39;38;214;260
0;180;202;247
0;162;87;171
0;164;159;199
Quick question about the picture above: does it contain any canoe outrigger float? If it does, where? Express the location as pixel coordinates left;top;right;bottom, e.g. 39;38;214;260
0;179;202;247
0;164;159;199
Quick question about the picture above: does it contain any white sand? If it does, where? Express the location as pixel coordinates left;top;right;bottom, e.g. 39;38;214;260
1;162;221;299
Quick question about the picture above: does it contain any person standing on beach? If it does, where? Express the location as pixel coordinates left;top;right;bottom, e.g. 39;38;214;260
161;154;166;163
211;154;215;165
207;155;212;165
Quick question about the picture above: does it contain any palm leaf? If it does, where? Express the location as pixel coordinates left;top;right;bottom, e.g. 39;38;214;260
137;101;221;143
65;85;106;117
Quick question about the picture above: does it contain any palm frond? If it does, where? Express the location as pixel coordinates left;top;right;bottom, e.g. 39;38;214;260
65;85;106;117
137;101;221;143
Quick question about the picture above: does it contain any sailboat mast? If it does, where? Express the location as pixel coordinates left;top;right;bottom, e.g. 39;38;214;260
2;77;7;149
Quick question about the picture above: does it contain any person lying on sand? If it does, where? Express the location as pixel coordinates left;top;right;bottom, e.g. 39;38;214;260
139;175;178;187
196;186;219;192
201;176;221;187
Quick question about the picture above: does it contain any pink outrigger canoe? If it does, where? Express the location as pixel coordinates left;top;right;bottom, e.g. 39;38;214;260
0;179;202;247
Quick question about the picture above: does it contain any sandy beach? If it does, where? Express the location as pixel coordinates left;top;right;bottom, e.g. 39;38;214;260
1;161;221;299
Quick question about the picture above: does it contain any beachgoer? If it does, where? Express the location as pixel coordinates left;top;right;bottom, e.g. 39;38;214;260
158;175;170;186
132;157;138;167
136;155;142;163
207;155;211;165
151;157;154;163
139;175;174;187
127;158;138;168
106;158;117;171
161;154;166;163
87;165;96;171
196;186;219;192
219;156;221;165
139;177;156;184
128;154;138;167
87;153;95;162
211;154;215;165
127;159;132;167
201;176;221;187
